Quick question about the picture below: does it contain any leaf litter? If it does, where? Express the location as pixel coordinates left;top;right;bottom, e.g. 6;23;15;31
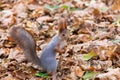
0;0;120;80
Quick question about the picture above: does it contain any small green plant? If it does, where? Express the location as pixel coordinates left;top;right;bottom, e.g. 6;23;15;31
35;71;50;79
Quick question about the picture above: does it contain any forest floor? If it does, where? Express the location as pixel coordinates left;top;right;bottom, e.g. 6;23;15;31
0;0;120;80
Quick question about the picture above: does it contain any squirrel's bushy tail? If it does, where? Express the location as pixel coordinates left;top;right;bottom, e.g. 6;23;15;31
9;26;41;67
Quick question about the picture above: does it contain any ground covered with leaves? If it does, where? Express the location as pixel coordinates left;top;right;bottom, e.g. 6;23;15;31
0;0;120;80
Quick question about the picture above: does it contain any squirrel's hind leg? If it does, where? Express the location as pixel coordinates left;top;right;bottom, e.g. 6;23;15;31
47;60;58;80
52;73;56;80
47;71;56;80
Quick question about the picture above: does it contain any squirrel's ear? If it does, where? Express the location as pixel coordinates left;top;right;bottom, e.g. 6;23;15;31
58;18;67;32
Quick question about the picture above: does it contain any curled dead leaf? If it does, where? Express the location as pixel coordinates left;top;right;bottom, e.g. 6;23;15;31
74;66;85;77
30;7;44;18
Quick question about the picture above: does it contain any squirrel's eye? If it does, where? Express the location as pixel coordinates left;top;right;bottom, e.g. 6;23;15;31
62;34;65;36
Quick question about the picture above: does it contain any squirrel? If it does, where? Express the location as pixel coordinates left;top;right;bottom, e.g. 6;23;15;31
9;18;69;80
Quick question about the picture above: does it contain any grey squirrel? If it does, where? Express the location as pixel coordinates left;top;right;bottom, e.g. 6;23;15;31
9;18;68;80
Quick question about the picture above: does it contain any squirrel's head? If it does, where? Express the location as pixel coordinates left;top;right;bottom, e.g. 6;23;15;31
58;18;69;40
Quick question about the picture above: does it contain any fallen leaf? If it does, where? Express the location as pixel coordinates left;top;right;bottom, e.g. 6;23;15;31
111;0;120;11
94;68;120;80
13;2;28;18
112;39;120;43
82;71;98;80
45;5;60;11
37;16;54;23
83;51;97;61
8;48;26;63
30;7;44;18
75;66;85;77
0;10;16;27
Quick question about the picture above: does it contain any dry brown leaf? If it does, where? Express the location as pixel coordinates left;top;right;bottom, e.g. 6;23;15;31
73;10;89;18
25;21;40;35
1;0;120;80
0;10;16;27
22;0;38;4
111;0;120;11
92;8;101;17
91;60;112;71
26;21;35;28
79;20;96;34
78;34;91;42
115;44;120;55
30;7;44;18
89;0;107;9
74;66;85;77
12;69;33;80
73;44;82;53
106;45;117;59
94;68;120;80
39;43;47;50
0;28;5;33
8;48;26;63
13;2;28;18
0;73;15;80
0;48;6;58
37;16;54;23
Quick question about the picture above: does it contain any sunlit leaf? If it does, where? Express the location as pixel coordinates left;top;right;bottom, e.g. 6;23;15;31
57;0;61;2
69;7;80;11
54;5;60;10
83;51;96;61
45;5;60;11
62;5;80;11
112;39;120;43
62;5;69;9
45;5;54;11
82;71;98;80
